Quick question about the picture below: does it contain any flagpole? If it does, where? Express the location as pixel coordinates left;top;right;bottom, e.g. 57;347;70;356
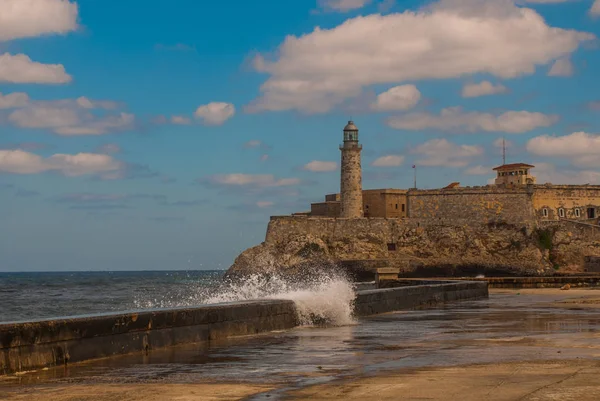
413;164;417;189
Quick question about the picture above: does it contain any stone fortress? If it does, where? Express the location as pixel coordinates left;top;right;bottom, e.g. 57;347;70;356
301;121;599;224
228;121;600;278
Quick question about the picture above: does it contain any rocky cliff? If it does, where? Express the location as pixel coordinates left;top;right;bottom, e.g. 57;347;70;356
227;217;600;278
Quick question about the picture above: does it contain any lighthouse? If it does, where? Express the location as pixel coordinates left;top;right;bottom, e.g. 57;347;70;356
339;121;363;218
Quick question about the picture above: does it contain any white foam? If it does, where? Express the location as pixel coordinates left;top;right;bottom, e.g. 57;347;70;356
132;270;357;327
205;272;357;327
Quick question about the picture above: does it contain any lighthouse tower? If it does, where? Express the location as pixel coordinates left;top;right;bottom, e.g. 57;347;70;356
339;121;363;218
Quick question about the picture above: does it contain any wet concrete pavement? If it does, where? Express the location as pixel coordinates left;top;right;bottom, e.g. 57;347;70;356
1;288;600;400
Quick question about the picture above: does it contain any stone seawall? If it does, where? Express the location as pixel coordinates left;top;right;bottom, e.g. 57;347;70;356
354;280;488;316
1;281;488;375
429;276;600;288
0;300;297;375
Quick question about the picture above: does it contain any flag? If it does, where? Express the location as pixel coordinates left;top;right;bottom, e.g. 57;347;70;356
412;165;416;168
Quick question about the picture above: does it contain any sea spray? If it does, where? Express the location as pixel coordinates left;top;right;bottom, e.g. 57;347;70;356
205;270;357;326
132;268;358;327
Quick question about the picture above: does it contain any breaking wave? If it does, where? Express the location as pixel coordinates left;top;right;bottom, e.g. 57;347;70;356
133;269;357;327
206;271;357;326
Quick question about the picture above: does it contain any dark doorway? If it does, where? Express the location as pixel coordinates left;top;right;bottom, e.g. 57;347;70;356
387;243;397;251
588;208;596;219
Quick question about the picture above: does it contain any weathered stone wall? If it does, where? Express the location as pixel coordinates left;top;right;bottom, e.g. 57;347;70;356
407;187;536;224
266;216;400;245
362;190;386;218
228;215;600;277
340;145;363;218
586;256;600;273
354;280;488;316
310;201;340;217
0;300;298;375
532;185;600;221
362;189;407;218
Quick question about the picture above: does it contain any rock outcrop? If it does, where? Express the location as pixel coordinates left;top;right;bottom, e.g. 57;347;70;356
227;217;600;278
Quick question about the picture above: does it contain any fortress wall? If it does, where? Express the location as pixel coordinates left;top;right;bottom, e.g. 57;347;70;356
262;214;600;274
532;185;600;220
265;215;533;246
266;216;401;244
310;201;340;217
407;187;536;224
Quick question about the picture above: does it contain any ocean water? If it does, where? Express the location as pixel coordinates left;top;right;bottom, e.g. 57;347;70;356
0;271;224;323
0;270;356;325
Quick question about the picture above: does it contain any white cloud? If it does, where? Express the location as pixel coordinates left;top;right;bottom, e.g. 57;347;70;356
371;85;421;111
171;115;191;125
591;0;600;16
0;92;29;109
0;149;123;177
412;138;483;167
318;0;372;12
7;98;134;135
464;165;491;175
76;96;118;110
533;162;600;185
54;113;134;135
526;132;600;168
9;106;80;128
244;140;265;149
547;57;573;76
387;107;558;133
260;154;269;162
523;0;571;3
303;160;338;172
194;102;235;125
208;174;300;187
0;53;72;84
371;155;405;167
0;0;78;42
462;81;507;98
256;201;274;208
249;0;594;113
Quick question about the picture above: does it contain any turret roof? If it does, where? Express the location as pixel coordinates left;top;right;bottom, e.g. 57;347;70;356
493;163;535;171
344;121;358;131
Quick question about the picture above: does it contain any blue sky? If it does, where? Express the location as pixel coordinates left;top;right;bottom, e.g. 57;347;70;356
1;0;600;271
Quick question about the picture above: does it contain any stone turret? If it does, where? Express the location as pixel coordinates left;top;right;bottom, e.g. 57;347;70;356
493;163;536;186
339;121;363;218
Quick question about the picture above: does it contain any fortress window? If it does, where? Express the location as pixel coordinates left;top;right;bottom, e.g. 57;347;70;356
558;208;565;218
387;243;397;251
589;208;596;219
395;204;398;209
402;204;405;212
542;208;548;217
575;209;581;218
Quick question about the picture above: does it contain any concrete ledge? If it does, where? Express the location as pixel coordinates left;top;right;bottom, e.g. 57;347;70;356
354;280;489;316
425;276;600;288
0;300;298;375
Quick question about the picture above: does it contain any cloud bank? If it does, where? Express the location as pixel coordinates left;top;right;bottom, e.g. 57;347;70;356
249;0;594;113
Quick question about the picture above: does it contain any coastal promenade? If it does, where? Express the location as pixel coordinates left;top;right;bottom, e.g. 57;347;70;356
1;288;599;400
